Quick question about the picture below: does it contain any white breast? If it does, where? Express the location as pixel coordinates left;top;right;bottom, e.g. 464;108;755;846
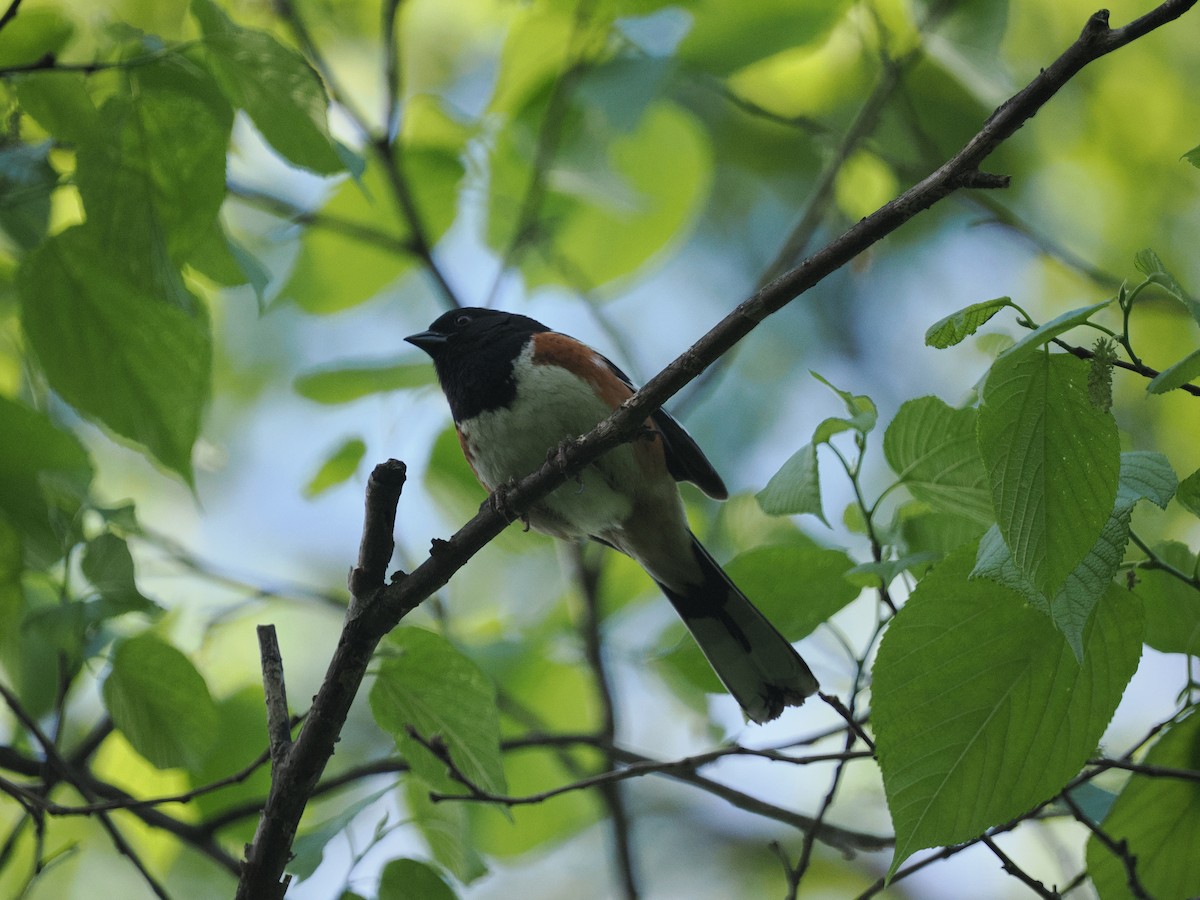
458;345;639;539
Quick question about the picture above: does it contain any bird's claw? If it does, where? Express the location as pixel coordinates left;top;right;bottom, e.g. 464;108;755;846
488;480;530;531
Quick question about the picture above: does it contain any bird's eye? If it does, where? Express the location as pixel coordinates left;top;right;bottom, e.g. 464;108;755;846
454;314;471;327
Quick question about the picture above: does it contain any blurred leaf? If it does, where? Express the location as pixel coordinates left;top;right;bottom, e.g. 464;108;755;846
284;109;466;313
755;443;826;524
188;219;270;303
1146;348;1200;394
0;141;57;250
898;505;988;559
925;297;1015;348
287;785;393;881
0;397;92;567
1184;143;1200;168
75;54;233;264
102;632;218;771
406;778;488;884
677;0;849;76
188;687;274;845
378;858;458;900
874;549;1141;877
1177;467;1200;518
82;533;156;612
848;553;941;588
370;628;506;796
1086;712;1200;900
978;352;1119;597
19;227;212;483
725;544;858;639
14;71;99;143
998;299;1113;361
303;437;367;498
0;7;73;67
191;0;343;173
1134;247;1200;326
1134;541;1200;656
294;361;434;404
884;397;992;524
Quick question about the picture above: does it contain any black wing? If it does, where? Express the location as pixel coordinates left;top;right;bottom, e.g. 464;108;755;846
601;356;728;500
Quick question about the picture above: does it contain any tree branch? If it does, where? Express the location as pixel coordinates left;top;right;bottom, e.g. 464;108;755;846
235;3;1199;894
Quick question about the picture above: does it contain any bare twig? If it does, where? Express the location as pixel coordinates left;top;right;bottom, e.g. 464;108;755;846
982;834;1060;898
257;625;293;768
349;459;407;597
1061;791;1150;900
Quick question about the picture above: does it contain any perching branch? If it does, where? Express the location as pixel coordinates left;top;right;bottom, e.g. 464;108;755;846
235;3;1200;895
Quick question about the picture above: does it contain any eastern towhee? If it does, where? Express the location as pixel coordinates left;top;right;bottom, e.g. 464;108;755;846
406;308;817;723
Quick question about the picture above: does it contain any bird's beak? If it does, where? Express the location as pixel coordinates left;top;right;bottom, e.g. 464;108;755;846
405;330;448;354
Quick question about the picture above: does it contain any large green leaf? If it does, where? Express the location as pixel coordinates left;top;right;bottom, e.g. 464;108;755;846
873;549;1141;876
1086;711;1200;900
190;0;342;174
74;54;232;264
369;628;506;797
1133;541;1200;656
884;397;992;524
102;632;219;771
977;351;1119;596
303;437;367;498
81;533;156;613
19;227;212;482
0;397;93;566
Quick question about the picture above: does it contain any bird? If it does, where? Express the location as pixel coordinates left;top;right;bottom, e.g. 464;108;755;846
406;307;818;723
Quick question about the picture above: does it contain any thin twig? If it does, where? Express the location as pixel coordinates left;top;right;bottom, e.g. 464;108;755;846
258;625;293;768
982;834;1060;898
1061;791;1150;900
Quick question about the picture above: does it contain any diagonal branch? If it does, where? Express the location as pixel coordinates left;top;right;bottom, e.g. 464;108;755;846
235;3;1200;895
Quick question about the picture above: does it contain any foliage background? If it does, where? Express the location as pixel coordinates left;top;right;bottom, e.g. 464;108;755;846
0;0;1198;897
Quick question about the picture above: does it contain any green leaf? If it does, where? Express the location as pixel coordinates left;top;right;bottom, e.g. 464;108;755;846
874;549;1142;876
0;7;73;67
190;0;342;174
1115;451;1176;509
19;227;212;482
378;858;458;900
973;503;1131;661
369;628;506;797
285;139;464;313
74;55;233;264
924;297;1016;349
1146;347;1200;394
998;299;1113;360
303;437;367;498
977;352;1119;597
1134;248;1200;326
1134;542;1200;656
1177;467;1200;518
755;443;827;524
487;101;710;290
884;397;991;524
294;361;434;404
1184;143;1200;168
102;632;219;771
810;371;877;432
724;544;858;640
897;505;988;559
0;141;57;250
678;0;849;75
0;397;93;566
81;533;156;613
14;71;100;143
405;778;488;884
1086;712;1200;900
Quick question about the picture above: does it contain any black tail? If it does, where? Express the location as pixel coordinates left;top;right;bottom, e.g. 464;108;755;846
657;536;818;724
